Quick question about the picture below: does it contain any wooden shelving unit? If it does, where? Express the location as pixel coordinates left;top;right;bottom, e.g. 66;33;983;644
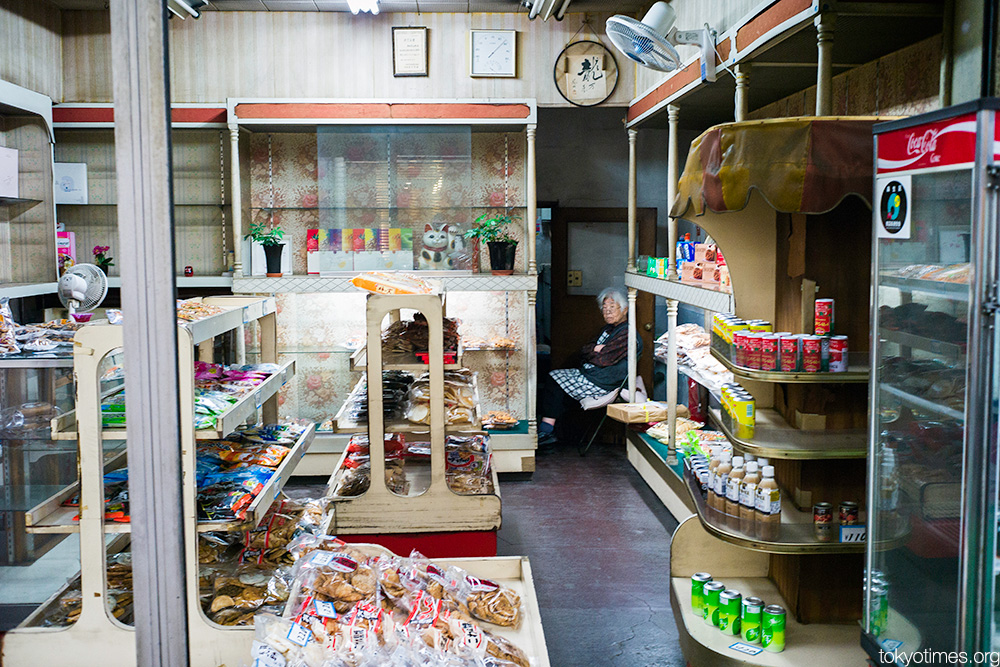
707;408;867;460
710;348;869;384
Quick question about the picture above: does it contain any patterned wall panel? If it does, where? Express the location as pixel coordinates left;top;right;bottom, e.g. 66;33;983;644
5;118;56;284
0;1;62;101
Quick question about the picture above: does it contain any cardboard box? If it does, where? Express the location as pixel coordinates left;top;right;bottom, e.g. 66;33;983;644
794;410;827;430
57;231;76;274
0;146;17;199
694;243;718;263
699;262;720;284
607;401;671;424
680;262;699;282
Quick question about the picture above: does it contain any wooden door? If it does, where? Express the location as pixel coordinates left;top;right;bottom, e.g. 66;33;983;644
550;207;656;391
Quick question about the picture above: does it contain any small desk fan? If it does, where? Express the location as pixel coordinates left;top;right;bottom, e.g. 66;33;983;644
606;2;717;82
58;263;108;322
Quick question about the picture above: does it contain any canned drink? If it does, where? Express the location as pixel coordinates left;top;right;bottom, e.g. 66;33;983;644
733;393;756;440
741;597;764;644
779;335;800;372
869;585;888;637
839;501;859;525
829;336;849;373
761;605;786;652
733;330;747;366
718;590;742;635
745;333;763;370
691;573;713;615
748;320;773;333
703;581;726;626
815;298;835;336
759;334;779;371
820;336;831;371
814;502;835;542
801;335;822;372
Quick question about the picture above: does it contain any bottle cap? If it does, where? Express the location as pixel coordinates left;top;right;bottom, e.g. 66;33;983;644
732;456;744;468
745;462;758;473
762;465;775;477
758;458;770;467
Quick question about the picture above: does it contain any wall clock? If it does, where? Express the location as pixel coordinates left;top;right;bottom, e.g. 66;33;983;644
470;29;517;78
554;40;619;107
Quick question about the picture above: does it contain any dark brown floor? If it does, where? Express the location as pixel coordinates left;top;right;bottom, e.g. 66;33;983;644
497;439;684;667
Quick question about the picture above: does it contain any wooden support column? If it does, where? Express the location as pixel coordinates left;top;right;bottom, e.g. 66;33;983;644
627;129;638;271
667;105;680;279
526;289;538;438
527;124;537;274
735;63;751;122
666;298;678;464
815;13;836;116
627;287;638;401
229;124;243;278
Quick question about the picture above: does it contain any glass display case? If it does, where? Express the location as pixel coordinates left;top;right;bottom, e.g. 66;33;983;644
864;99;1000;662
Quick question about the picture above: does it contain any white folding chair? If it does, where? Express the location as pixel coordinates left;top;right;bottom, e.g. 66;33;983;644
578;375;646;455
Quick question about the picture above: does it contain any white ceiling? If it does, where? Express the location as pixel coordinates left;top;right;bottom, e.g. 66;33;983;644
48;0;650;11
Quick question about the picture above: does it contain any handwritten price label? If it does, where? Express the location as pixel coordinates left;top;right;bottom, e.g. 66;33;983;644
729;642;762;656
252;641;286;667
840;525;867;543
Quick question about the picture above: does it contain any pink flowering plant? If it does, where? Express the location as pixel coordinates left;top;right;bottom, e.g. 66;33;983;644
92;245;114;271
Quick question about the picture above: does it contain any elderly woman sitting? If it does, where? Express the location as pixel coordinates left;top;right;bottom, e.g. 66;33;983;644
539;286;642;447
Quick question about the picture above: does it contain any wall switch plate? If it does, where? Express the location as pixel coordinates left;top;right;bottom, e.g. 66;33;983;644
567;270;582;287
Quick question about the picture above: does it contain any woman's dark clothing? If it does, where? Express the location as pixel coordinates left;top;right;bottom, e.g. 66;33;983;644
541;320;643;421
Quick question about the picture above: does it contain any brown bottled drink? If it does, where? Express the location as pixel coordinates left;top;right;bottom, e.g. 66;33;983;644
755;465;780;541
725;456;745;519
713;453;732;515
739;461;760;534
706;447;723;511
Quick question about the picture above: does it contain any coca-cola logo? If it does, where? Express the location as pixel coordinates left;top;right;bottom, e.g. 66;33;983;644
906;129;939;157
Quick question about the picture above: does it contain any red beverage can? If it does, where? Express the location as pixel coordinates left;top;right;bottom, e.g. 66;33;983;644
801;335;822;372
828;335;848;372
815;299;835;336
733;330;746;366
745;333;763;370
779;335;799;372
759;334;779;371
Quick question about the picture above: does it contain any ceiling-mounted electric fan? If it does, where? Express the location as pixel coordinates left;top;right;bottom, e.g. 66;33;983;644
606;2;717;82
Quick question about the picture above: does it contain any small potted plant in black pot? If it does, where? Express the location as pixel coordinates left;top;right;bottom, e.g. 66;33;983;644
245;221;285;277
464;212;519;275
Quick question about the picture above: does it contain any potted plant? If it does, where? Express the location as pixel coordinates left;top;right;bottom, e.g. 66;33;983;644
464;212;519;275
92;245;114;273
245;221;285;277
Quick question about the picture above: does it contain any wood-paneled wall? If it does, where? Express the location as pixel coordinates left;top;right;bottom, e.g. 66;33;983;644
0;0;62;101
61;10;637;106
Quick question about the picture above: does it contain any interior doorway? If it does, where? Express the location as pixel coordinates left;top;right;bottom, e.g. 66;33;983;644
548;207;656;392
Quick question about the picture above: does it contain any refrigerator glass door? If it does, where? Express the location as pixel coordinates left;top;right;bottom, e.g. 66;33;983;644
868;166;973;655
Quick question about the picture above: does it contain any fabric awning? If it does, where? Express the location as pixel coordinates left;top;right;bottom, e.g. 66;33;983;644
670;117;884;218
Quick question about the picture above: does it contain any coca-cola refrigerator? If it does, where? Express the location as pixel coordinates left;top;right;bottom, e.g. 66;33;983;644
864;99;1000;664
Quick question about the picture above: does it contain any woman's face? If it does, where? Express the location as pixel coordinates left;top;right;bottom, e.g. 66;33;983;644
601;297;625;324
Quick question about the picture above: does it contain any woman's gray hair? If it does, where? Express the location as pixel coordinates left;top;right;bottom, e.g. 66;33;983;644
597;287;628;312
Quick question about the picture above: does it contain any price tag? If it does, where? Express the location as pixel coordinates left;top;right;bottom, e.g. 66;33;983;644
255;391;263;410
840;525;867;543
281;369;288;386
311;552;334;566
286;622;311;647
314;599;337;618
243;307;250;325
882;639;904;651
729;642;762;656
252;641;287;667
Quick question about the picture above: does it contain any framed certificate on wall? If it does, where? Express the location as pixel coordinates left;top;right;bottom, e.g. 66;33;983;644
393;26;428;77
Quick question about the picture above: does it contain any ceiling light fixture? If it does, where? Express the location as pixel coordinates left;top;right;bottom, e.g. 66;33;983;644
346;0;379;14
166;0;206;19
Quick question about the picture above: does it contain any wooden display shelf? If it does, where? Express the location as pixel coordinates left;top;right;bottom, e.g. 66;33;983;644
625;269;735;312
879;275;969;301
0;281;59;299
0;196;41;207
626;431;696;523
350;344;464;372
670;576;865;666
865;607;923;658
880;383;964;421
50;359;295;441
679;467;865;554
25;423;315;535
708;408;867;460
232;273;538;294
710;348;869;384
879;328;965;359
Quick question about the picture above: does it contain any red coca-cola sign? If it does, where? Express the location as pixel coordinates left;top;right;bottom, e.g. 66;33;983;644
877;113;977;174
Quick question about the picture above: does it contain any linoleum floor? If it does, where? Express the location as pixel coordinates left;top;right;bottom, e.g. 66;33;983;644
497;440;684;666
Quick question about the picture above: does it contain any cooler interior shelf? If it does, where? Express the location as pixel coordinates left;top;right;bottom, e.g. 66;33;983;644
878;275;969;301
680;467;865;554
710;348;869;384
878;328;965;359
49;359;296;441
25;423;315;535
670;576;866;666
879;383;964;421
708;408;867;460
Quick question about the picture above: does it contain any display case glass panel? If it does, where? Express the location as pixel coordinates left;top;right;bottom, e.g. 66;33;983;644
866;167;972;655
